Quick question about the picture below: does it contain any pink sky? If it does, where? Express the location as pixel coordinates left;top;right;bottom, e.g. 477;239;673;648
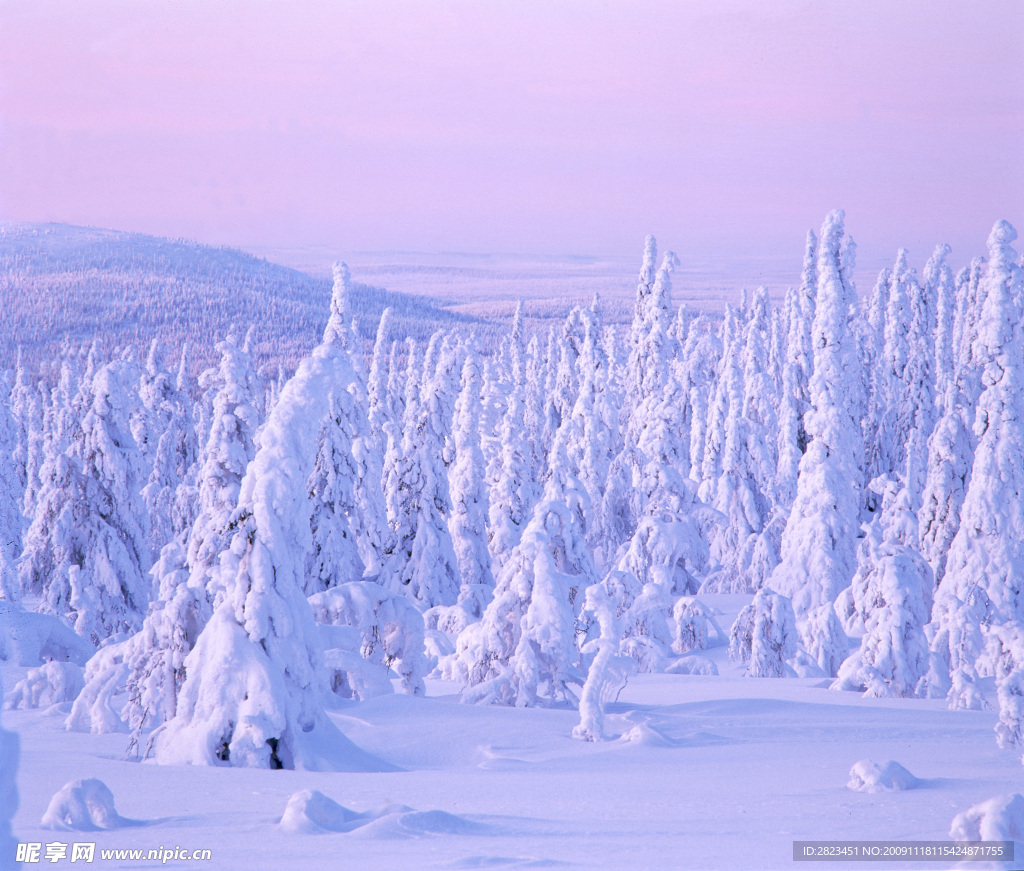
1;1;1021;268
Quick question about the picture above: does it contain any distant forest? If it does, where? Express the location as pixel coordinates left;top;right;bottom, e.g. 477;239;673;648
0;223;503;378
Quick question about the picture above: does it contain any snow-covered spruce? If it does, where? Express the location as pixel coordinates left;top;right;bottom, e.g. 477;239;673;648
455;428;596;707
305;390;366;595
308;581;427;697
931;221;1024;703
0;374;22;602
833;481;931;697
185;331;260;605
138;341;197;556
768;210;863;676
729;589;798;678
448;350;495;617
20;359;151;644
6;661;84;710
150;320;390;770
379;335;461;608
573;573;636;741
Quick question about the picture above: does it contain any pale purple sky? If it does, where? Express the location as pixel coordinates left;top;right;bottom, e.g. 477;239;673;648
1;1;1021;268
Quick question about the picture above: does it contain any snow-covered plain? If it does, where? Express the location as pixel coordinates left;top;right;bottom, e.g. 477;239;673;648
4;595;1021;870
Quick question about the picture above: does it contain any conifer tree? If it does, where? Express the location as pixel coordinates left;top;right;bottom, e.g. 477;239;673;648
185;333;260;605
449;351;494;613
456;426;596;707
22;360;151;643
931;220;1024;698
305;390;365;595
152;315;387;771
834;481;932;696
768;210;864;673
0;376;21;601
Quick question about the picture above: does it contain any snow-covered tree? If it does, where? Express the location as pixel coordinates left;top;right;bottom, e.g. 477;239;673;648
768;210;864;665
185;333;260;603
123;542;204;754
448;351;494;614
140;344;198;555
729;589;798;678
834;481;931;696
487;385;536;572
366;307;394;456
931;220;1024;697
995;668;1024;762
311;281;389;589
917;404;973;586
928;244;957;412
378;337;462;608
151;321;386;771
456;428;596;707
305;391;365;595
20;360;151;643
309;581;428;697
787;229;818;452
703;289;778;592
573;573;635;741
0;376;21;601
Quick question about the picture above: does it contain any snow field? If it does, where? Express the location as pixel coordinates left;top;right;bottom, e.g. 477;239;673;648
5;653;1022;870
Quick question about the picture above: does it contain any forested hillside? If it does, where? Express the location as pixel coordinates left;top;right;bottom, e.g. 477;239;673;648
0;223;495;375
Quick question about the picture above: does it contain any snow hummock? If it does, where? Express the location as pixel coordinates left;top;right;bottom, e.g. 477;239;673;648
847;759;919;793
278;789;484;838
950;793;1024;843
41;779;136;831
665;655;719;676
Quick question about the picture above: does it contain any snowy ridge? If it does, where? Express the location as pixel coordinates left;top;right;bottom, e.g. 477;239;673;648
0;223;494;376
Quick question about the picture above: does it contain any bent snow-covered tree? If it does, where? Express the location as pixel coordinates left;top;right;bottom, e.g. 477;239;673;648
150;298;391;771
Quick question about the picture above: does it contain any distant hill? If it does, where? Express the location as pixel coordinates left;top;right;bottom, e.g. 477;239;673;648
0;223;498;376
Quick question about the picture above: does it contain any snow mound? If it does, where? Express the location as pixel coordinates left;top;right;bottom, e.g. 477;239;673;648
41;779;136;831
618;722;678;747
5;661;84;710
278;789;376;834
279;789;484;838
665;655;718;676
847;759;919;793
950;793;1024;843
354;809;486;839
0;602;94;667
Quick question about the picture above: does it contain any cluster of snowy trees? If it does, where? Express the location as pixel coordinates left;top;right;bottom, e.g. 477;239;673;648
1;211;1023;768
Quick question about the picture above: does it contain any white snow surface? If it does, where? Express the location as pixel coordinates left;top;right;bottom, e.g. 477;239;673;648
5;594;1023;869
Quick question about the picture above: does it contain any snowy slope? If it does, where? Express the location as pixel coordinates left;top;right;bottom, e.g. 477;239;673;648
0;223;492;375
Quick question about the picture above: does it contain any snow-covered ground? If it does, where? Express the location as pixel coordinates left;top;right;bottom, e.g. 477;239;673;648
5;594;1020;871
258;247;894;320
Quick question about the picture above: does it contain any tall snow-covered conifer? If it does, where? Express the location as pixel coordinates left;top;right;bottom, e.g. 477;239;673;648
931;221;1024;696
449;351;494;612
768;210;863;675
